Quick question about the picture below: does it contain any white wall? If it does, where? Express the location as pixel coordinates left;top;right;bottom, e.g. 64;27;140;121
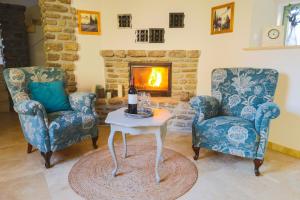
72;0;300;151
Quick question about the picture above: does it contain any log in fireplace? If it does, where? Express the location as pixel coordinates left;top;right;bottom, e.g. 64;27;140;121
129;62;172;97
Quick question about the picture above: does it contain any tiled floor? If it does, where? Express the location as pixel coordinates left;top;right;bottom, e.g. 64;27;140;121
0;112;300;200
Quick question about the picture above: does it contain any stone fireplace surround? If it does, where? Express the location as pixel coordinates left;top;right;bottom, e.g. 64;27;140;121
98;50;200;132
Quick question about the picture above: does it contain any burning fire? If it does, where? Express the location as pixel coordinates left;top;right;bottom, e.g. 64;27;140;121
148;68;162;87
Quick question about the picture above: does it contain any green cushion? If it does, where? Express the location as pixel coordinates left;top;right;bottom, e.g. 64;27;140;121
28;81;72;113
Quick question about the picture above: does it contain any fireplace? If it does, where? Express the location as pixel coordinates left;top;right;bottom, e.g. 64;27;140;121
129;62;172;97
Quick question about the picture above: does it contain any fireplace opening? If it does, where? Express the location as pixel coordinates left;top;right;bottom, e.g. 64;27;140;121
129;62;172;97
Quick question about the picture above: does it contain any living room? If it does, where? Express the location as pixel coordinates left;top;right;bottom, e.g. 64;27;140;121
0;0;300;199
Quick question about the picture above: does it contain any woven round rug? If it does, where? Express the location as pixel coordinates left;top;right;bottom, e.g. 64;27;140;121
68;145;198;200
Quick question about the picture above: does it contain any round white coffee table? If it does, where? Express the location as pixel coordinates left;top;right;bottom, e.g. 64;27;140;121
105;107;173;183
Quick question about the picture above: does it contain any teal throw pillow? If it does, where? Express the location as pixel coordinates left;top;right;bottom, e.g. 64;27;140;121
28;81;72;113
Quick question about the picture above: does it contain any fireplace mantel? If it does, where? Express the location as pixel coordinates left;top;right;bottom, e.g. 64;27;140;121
100;50;200;97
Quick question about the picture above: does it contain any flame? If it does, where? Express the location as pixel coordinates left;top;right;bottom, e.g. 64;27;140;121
148;68;162;87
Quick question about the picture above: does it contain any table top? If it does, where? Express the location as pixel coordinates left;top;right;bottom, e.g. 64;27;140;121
105;107;173;128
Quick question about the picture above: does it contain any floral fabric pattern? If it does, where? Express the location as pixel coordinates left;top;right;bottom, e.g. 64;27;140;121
3;67;98;153
191;68;280;160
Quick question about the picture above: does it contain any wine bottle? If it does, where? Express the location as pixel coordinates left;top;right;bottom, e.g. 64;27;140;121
128;77;137;114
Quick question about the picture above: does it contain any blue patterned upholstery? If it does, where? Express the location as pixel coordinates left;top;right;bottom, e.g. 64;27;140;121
190;68;280;160
3;67;98;154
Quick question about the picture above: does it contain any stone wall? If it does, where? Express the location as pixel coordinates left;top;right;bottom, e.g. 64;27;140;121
0;3;29;67
96;97;195;132
39;0;78;92
100;50;200;97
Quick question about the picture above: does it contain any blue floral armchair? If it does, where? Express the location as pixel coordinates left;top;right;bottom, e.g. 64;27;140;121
3;67;99;168
190;68;280;176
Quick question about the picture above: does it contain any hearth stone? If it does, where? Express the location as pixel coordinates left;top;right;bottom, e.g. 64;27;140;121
96;97;195;133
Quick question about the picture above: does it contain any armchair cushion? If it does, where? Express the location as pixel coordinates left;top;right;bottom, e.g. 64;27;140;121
195;116;259;158
48;111;98;151
28;80;72;113
190;95;220;122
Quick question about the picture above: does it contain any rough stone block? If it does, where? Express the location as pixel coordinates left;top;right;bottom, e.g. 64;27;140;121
64;42;78;51
45;13;60;19
57;33;71;40
62;63;75;71
101;50;114;57
181;68;197;73
47;53;60;61
108;97;124;105
44;3;68;12
63;28;75;33
61;53;78;61
168;50;186;58
46;62;61;68
45;19;57;25
115;50;126;58
44;25;62;32
187;50;200;58
45;33;55;39
58;0;71;4
148;50;166;57
46;42;63;51
128;50;146;57
57;19;66;26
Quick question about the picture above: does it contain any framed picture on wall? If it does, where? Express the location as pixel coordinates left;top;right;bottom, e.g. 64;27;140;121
211;2;235;35
282;3;300;46
77;10;101;35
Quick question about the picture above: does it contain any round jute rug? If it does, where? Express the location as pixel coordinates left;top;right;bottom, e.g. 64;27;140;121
68;145;198;200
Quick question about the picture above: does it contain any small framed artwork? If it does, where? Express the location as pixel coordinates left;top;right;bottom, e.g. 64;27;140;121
169;13;185;28
282;3;300;46
77;10;101;35
118;14;132;28
149;28;165;43
211;2;235;35
135;29;148;43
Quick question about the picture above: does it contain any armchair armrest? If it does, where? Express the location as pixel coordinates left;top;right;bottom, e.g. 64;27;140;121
14;100;51;152
14;100;46;115
255;102;280;133
190;95;220;123
69;92;97;116
255;102;280;159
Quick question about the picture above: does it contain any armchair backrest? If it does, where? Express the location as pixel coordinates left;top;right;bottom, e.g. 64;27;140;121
211;68;278;121
3;66;65;104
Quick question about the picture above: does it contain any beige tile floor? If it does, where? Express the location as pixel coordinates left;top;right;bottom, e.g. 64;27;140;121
0;112;300;200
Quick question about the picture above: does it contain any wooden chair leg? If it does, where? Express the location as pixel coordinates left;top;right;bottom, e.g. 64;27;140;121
254;159;264;176
192;145;200;160
92;136;98;149
41;151;53;169
27;143;33;154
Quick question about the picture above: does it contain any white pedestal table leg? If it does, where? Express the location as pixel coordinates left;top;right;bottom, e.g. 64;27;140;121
122;132;127;158
108;127;118;177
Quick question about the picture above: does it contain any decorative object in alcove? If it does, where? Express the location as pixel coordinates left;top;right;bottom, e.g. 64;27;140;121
262;26;284;47
135;29;148;43
118;14;132;28
77;10;101;35
282;3;300;46
169;13;185;28
149;28;165;43
211;2;234;35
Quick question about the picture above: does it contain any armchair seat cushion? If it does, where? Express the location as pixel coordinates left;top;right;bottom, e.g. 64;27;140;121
195;116;259;158
48;111;98;151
